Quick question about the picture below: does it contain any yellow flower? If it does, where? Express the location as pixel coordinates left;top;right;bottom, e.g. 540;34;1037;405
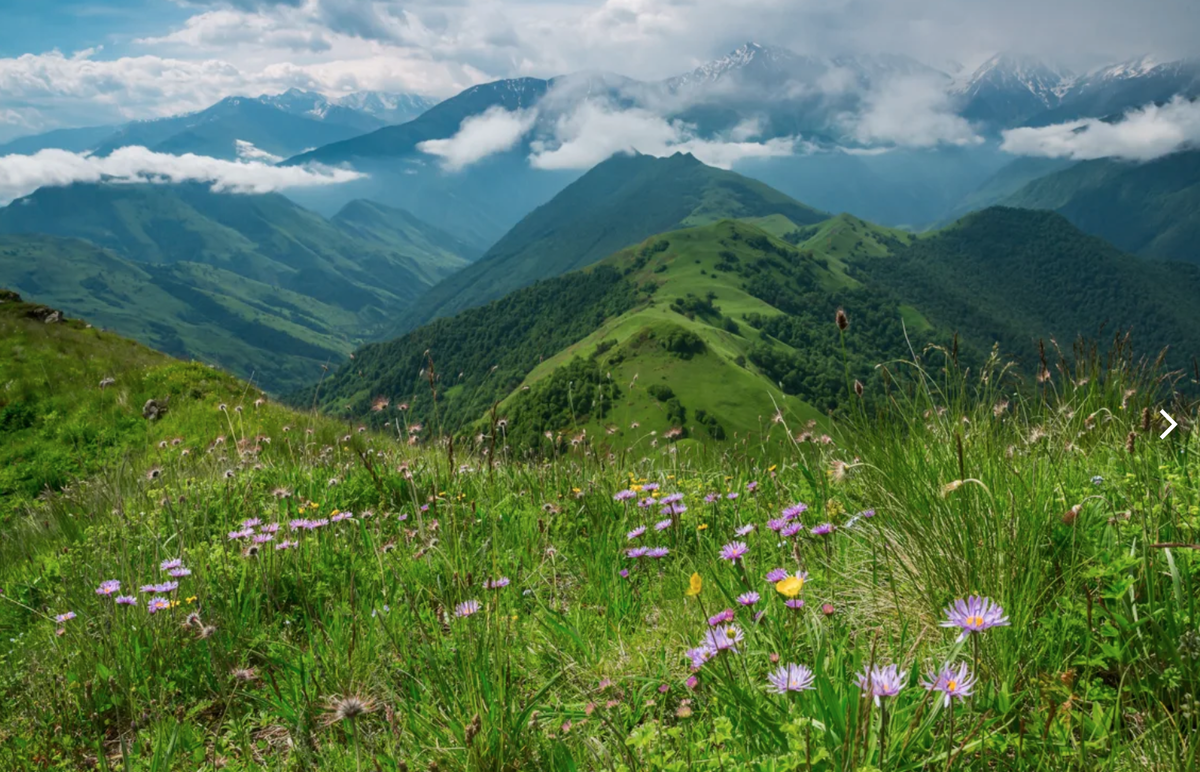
697;524;708;531
775;576;804;598
169;600;181;609
631;484;643;492
686;573;703;597
572;487;581;493
667;475;675;480
768;465;777;472
186;596;197;604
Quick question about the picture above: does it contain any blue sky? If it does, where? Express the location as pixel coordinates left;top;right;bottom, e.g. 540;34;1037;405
0;0;1196;143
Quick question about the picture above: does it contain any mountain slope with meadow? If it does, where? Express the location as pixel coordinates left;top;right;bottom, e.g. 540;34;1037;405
393;152;829;332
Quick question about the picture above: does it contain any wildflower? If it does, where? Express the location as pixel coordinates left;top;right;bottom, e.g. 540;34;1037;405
241;518;261;529
767;663;815;694
735;524;755;536
708;608;736;626
661;503;687;516
703;625;744;653
618;569;630;578
261;523;280;533
637;497;656;509
54;611;76;623
746;481;758;492
627;526;647;540
726;492;739;500
115;595;136;606
686;573;702;596
704;493;719;503
685;675;699;690
227;528;254;540
782;503;808;520
253;533;274;543
147;597;171;614
785;598;806;610
613;490;636;502
686;646;716;670
821;603;835;616
922;662;976;707
719;541;749;562
836;308;849;331
737;591;760;606
661;493;684;505
455;600;481;618
275;540;298;551
231;667;257;682
767;517;787;532
323;694;378;725
96;580;121;596
486;577;511;589
331;511;353;523
775;573;806;598
168;567;191;578
857;664;907;706
160;558;182;571
811;523;835;536
655;519;672;531
781;522;804;538
643;483;660;492
941;596;1010;642
626;546;649;559
647;547;670;558
766;568;790;583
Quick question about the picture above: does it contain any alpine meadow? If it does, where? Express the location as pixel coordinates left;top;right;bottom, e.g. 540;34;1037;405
2;3;1200;771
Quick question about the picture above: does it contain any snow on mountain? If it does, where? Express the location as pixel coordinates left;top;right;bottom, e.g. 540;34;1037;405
952;54;1075;106
256;89;437;129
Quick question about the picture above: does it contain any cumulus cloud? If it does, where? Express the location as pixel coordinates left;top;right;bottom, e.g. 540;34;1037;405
0;146;364;206
1000;97;1200;161
846;76;981;148
528;100;800;170
417;106;538;171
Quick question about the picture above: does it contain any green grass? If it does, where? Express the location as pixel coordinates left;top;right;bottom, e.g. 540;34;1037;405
2;298;1198;771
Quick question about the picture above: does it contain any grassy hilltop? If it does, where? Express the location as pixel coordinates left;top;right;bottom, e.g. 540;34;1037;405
2;288;1199;771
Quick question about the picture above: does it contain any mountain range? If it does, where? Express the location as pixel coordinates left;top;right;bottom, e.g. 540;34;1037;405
0;184;474;390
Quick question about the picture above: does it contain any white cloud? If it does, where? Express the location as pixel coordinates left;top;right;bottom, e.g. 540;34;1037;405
1000;97;1200;162
528;100;799;170
846;75;981;148
417;106;538;171
235;139;284;163
0;145;364;206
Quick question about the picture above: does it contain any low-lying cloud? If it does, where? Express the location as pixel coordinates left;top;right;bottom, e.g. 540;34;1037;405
0;145;365;206
235;139;284;163
846;76;981;148
417;106;538;171
1001;97;1200;161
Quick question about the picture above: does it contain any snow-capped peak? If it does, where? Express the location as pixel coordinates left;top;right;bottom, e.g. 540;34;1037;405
953;53;1075;104
1087;55;1162;82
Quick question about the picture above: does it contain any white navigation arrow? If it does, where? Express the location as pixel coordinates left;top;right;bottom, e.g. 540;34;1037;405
1160;409;1178;439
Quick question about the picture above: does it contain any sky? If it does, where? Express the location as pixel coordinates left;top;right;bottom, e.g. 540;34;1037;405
1;0;1198;142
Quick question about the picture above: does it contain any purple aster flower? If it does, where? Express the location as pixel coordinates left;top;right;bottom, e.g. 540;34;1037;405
704;493;719;503
686;645;716;670
309;518;329;529
261;523;281;533
275;540;298;551
660;503;687;516
686;675;699;689
288;519;309;531
735;524;755;536
781;522;804;538
785;598;806;610
922;662;976;707
253;533;274;543
614;489;636;502
765;568;790;583
642;483;660;492
619;569;630;578
54;611;76;623
719;541;749;562
810;523;835;536
147;597;171;614
703;624;744;653
746;481;758;492
228;528;254;540
941;596;1010;642
726;492;739;500
857;664;907;706
330;511;353;523
647;547;669;558
766;663;815;694
859;509;875;519
140;581;178;594
637;497;656;509
655;519;673;531
661;493;684;505
767;517;788;532
241;518;261;528
160;558;182;571
627;526;647;540
737;591;760;606
168;567;191;578
707;608;736;626
626;547;648;559
782;503;808;520
454;600;481;618
486;577;511;589
115;595;136;606
96;580;121;596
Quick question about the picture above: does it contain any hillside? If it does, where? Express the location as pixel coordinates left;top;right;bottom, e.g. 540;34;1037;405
861;206;1200;365
392;152;829;332
1000;150;1200;264
330;199;478;284
0;184;475;390
311;214;923;449
938;155;1077;224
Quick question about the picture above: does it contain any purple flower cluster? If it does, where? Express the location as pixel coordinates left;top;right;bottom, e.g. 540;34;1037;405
767;663;815;694
719;541;749;562
857;664;907;705
941;596;1010;642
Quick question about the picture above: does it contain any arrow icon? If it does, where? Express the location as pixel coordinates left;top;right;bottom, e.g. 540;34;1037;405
1160;409;1178;439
